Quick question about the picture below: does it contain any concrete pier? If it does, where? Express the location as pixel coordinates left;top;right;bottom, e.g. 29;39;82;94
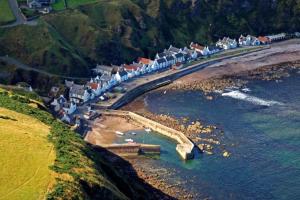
102;110;195;160
100;143;160;156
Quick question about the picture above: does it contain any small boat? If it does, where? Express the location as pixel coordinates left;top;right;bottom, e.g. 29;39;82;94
125;138;134;143
115;131;124;136
145;128;151;132
131;132;136;135
163;90;167;94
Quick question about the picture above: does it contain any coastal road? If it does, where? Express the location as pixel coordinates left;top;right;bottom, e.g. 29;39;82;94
0;0;37;28
0;56;88;80
96;46;271;109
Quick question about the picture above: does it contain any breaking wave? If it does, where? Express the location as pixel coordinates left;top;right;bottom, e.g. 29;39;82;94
221;90;284;106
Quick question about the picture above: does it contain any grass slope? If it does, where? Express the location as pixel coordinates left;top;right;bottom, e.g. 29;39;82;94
0;0;15;25
0;21;90;77
0;107;55;200
0;88;167;199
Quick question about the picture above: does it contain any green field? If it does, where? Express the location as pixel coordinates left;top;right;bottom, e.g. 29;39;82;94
52;0;99;10
0;107;55;199
0;0;15;25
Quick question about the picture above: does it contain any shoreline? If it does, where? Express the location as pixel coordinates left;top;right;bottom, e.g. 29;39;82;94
86;40;300;199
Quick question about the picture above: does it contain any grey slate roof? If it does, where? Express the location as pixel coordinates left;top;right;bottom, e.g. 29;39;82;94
168;46;181;53
100;74;111;82
208;46;221;51
175;53;184;58
70;84;85;96
156;58;166;64
165;56;175;61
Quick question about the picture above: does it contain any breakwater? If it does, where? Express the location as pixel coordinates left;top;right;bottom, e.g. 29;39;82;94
102;110;195;160
99;143;160;156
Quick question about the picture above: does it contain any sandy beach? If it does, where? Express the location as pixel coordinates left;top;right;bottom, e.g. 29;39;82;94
84;115;142;145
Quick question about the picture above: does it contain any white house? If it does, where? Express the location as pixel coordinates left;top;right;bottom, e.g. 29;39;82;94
138;57;154;73
124;63;142;77
266;33;286;42
69;84;90;104
208;46;222;54
182;47;198;60
190;42;210;56
166;45;182;55
165;55;176;67
100;73;113;90
239;35;260;46
87;81;102;96
216;37;238;50
50;95;66;112
118;69;129;82
153;58;167;70
174;53;185;63
62;101;77;114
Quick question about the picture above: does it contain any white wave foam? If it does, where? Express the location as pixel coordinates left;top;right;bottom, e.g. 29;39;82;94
221;90;284;106
241;87;251;92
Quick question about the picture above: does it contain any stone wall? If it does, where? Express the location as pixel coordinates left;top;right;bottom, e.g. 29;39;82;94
103;110;195;160
100;143;160;156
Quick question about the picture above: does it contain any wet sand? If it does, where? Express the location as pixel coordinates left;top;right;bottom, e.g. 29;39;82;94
85;115;141;145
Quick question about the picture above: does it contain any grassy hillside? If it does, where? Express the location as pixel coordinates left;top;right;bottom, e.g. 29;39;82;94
0;107;55;199
0;88;172;199
0;21;90;77
0;0;299;80
0;0;15;25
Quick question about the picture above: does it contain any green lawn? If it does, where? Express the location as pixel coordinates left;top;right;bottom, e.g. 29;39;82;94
0;107;55;200
0;0;15;25
67;0;99;8
52;0;100;10
52;0;66;10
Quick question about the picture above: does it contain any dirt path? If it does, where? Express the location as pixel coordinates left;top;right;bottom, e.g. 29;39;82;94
0;56;88;80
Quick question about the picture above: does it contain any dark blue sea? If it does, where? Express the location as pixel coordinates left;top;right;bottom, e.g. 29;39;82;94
116;72;300;199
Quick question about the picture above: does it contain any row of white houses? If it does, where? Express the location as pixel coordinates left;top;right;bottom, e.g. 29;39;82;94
51;31;295;116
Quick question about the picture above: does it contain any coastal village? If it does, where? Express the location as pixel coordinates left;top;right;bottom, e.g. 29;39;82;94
46;31;299;159
49;32;297;124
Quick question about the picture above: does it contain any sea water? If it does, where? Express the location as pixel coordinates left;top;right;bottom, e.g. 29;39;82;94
116;72;300;199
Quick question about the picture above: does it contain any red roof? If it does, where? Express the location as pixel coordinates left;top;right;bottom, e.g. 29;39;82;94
124;64;139;71
138;57;152;65
258;36;270;43
88;82;99;90
190;43;204;50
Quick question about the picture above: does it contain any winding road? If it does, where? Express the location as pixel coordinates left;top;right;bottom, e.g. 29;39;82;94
0;56;88;80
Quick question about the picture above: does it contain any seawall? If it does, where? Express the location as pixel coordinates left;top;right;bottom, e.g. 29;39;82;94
99;143;160;156
102;110;195;160
107;46;270;110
